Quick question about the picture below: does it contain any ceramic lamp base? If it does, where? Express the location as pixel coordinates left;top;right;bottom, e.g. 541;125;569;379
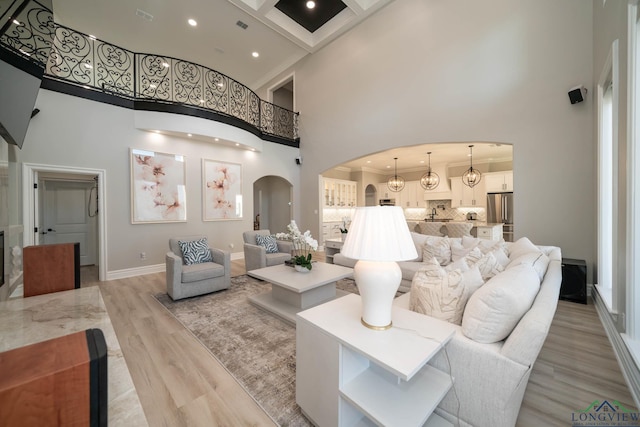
353;260;401;330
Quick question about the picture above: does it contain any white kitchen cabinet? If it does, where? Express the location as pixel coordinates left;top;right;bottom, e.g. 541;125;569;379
476;223;504;241
451;178;486;208
400;181;424;208
377;183;401;204
296;294;455;427
324;178;357;207
484;171;513;192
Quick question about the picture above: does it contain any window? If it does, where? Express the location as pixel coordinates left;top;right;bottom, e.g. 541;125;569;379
596;39;618;313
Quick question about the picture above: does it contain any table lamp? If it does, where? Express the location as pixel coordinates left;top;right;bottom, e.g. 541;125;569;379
341;206;417;330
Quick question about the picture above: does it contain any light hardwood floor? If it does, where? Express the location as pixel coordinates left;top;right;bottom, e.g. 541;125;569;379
90;256;636;427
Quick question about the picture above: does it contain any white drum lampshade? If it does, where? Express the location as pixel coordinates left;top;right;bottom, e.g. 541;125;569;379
341;206;417;330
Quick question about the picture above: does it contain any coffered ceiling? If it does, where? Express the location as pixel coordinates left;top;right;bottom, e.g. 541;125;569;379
51;0;393;90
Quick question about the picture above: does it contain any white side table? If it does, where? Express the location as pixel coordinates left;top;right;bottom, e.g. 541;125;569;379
296;294;456;427
324;237;344;264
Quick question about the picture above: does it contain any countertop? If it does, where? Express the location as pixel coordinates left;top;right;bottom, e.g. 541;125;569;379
0;286;148;426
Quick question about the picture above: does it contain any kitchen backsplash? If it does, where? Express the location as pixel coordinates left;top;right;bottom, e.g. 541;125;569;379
404;200;487;222
322;200;487;224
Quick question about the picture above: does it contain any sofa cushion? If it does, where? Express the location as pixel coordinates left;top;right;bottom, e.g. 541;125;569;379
462;264;541;343
422;236;452;266
181;261;225;283
417;222;444;236
507;251;550;281
179;238;213;265
508;237;540;260
410;257;484;325
255;234;279;253
398;261;425;282
333;253;357;268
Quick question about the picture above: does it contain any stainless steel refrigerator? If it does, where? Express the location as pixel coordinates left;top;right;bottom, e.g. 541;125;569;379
486;192;514;242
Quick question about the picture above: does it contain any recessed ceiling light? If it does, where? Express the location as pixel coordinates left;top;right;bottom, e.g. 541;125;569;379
251;148;256;151
89;34;97;40
366;160;371;163
200;99;205;103
154;130;160;134
386;165;391;168
12;19;21;25
83;63;93;69
252;51;259;58
306;1;316;9
235;143;240;147
188;18;197;26
162;62;169;68
187;133;192;137
214;138;220;141
149;84;157;89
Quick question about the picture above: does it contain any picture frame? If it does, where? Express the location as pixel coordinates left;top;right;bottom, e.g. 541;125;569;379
202;159;242;221
130;148;187;223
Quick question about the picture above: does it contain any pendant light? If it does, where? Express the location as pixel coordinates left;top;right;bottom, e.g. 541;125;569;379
387;157;405;192
420;152;440;190
462;144;482;188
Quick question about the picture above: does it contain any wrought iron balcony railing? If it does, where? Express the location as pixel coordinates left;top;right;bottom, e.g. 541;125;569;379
0;0;299;145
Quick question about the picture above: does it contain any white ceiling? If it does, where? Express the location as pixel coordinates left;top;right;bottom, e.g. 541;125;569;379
51;0;392;90
335;142;514;174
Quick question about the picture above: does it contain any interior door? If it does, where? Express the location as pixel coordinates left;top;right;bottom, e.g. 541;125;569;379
42;180;97;266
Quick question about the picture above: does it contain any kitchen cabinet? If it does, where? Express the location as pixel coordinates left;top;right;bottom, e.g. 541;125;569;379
400;181;425;208
484;171;513;192
323;222;342;241
476;223;504;241
324;238;344;264
324;178;357;208
451;178;486;208
377;183;399;203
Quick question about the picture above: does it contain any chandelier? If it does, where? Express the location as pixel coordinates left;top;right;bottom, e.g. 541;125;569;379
462;145;482;188
420;152;440;190
387;157;405;192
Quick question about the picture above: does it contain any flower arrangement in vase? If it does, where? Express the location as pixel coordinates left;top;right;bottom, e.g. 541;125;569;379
276;220;318;271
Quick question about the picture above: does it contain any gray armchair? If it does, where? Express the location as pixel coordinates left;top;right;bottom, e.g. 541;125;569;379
243;229;292;272
166;235;231;300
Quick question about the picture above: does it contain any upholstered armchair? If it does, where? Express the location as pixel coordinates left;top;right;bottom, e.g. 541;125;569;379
166;235;231;300
243;229;292;272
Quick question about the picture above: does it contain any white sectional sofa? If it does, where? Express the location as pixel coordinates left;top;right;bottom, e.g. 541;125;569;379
336;234;562;427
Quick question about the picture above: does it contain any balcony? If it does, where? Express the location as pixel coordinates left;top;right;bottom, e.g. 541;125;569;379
0;0;299;147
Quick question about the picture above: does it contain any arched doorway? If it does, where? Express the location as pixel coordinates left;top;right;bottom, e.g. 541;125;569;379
253;176;293;234
364;184;377;206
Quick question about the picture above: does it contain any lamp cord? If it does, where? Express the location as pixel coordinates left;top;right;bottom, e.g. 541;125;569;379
393;325;461;427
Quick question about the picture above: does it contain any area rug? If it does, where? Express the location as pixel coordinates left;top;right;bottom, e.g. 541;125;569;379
154;274;359;427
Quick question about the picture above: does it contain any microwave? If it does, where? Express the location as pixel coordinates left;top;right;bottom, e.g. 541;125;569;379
379;199;395;206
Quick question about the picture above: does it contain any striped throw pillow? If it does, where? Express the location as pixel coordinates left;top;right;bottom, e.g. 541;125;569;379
256;234;279;253
179;238;213;265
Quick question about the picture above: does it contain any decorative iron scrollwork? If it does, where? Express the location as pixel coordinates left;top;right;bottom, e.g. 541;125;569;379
0;0;299;143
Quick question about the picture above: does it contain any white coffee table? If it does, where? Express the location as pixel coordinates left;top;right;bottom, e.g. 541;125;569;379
248;262;354;324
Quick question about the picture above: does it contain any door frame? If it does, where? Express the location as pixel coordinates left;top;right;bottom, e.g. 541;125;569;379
23;163;107;281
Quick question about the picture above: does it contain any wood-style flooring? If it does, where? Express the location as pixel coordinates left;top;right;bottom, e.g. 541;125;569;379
85;255;637;426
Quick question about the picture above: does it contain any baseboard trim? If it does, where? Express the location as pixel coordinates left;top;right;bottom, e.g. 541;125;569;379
593;287;640;408
231;252;244;261
107;264;165;280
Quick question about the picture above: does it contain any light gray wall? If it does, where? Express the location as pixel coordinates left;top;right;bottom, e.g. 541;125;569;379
253;175;292;233
17;89;300;275
261;0;595;280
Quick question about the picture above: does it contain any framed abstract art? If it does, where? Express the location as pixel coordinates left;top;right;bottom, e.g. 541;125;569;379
130;148;187;223
202;159;242;221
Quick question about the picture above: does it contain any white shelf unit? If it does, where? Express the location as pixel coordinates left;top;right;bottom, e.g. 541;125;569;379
296;294;456;427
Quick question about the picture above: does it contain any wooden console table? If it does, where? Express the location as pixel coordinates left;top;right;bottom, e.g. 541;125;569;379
296;294;456;426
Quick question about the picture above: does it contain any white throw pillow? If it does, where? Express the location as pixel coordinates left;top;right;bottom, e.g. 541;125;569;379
422;236;452;266
463;247;483;265
462;235;481;249
410;232;430;262
462;264;541;343
508;237;540;260
470;251;505;281
507;251;550;281
450;240;473;262
410;257;484;325
490;247;511;268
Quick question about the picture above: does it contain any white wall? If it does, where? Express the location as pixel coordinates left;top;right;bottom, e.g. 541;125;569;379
18;89;301;275
262;0;596;279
